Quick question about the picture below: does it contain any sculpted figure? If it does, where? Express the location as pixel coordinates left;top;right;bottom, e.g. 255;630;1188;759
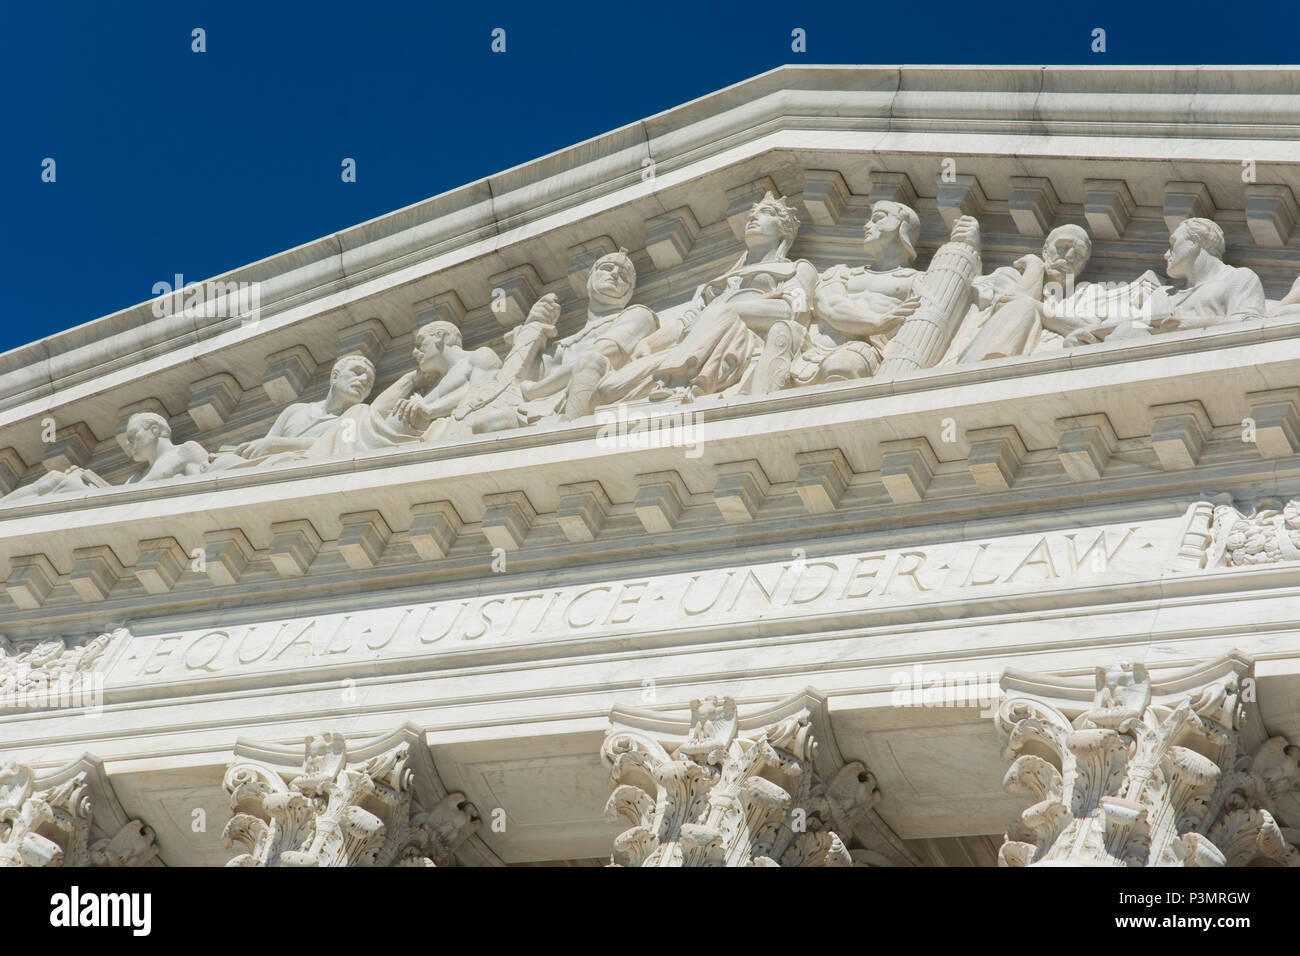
122;412;209;483
418;305;559;441
657;192;817;398
1;464;109;502
800;202;980;383
515;249;658;421
940;224;1143;362
601;193;819;403
291;320;509;458
2;412;206;503
1268;274;1300;318
1064;218;1264;345
207;354;375;470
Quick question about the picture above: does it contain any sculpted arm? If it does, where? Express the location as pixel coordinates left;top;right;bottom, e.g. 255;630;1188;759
396;349;500;427
1222;270;1266;322
813;273;920;339
180;442;209;476
371;371;420;418
237;404;317;457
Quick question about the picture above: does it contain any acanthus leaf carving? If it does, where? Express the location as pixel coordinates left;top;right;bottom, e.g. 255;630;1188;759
222;728;479;867
995;655;1300;866
601;692;882;867
0;755;159;868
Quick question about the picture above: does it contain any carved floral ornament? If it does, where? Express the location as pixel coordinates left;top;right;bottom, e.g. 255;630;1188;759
994;654;1300;867
600;688;903;867
7;183;1300;504
223;725;480;867
0;755;158;868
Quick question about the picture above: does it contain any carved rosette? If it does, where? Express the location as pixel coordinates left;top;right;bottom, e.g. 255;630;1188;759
0;757;159;867
995;657;1300;866
223;731;479;867
601;695;880;867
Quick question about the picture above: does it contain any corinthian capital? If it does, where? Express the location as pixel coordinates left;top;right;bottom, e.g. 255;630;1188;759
601;687;897;867
223;724;479;867
0;755;158;867
994;654;1300;867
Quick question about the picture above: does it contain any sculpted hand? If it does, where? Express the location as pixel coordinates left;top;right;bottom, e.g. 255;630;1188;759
886;293;924;324
394;397;434;430
526;293;562;327
1064;326;1104;347
236;438;273;458
949;215;981;250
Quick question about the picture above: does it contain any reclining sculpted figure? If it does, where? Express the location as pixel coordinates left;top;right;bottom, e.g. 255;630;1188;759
939;223;1152;363
2;412;207;502
286;319;514;459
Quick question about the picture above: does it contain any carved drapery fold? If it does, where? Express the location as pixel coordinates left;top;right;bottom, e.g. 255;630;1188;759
995;654;1300;866
223;725;479;867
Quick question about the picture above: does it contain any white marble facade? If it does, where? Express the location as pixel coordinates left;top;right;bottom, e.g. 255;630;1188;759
2;65;1300;866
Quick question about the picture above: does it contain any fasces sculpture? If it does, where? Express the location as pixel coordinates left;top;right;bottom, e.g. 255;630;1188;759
8;178;1300;504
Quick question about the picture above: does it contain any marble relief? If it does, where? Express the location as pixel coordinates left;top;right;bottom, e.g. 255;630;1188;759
3;183;1296;503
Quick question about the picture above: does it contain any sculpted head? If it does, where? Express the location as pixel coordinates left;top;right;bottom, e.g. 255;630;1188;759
1165;218;1225;278
586;248;636;309
413;321;463;371
328;354;376;407
123;412;170;462
1041;224;1092;283
744;192;800;254
863;200;921;266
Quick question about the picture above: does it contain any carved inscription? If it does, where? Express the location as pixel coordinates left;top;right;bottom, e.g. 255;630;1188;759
106;519;1173;686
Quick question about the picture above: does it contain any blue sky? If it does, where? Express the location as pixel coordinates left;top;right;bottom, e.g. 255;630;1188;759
4;0;1298;353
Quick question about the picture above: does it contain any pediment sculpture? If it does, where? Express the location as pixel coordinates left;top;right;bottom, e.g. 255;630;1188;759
5;180;1300;503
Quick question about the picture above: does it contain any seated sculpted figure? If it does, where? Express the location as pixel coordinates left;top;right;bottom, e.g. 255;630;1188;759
1065;217;1264;345
291;320;511;458
940;223;1153;362
207;354;375;470
515;249;659;421
600;192;819;403
797;202;980;383
3;412;207;503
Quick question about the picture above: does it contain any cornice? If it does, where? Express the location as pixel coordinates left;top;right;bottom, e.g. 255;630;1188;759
5;64;1300;415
